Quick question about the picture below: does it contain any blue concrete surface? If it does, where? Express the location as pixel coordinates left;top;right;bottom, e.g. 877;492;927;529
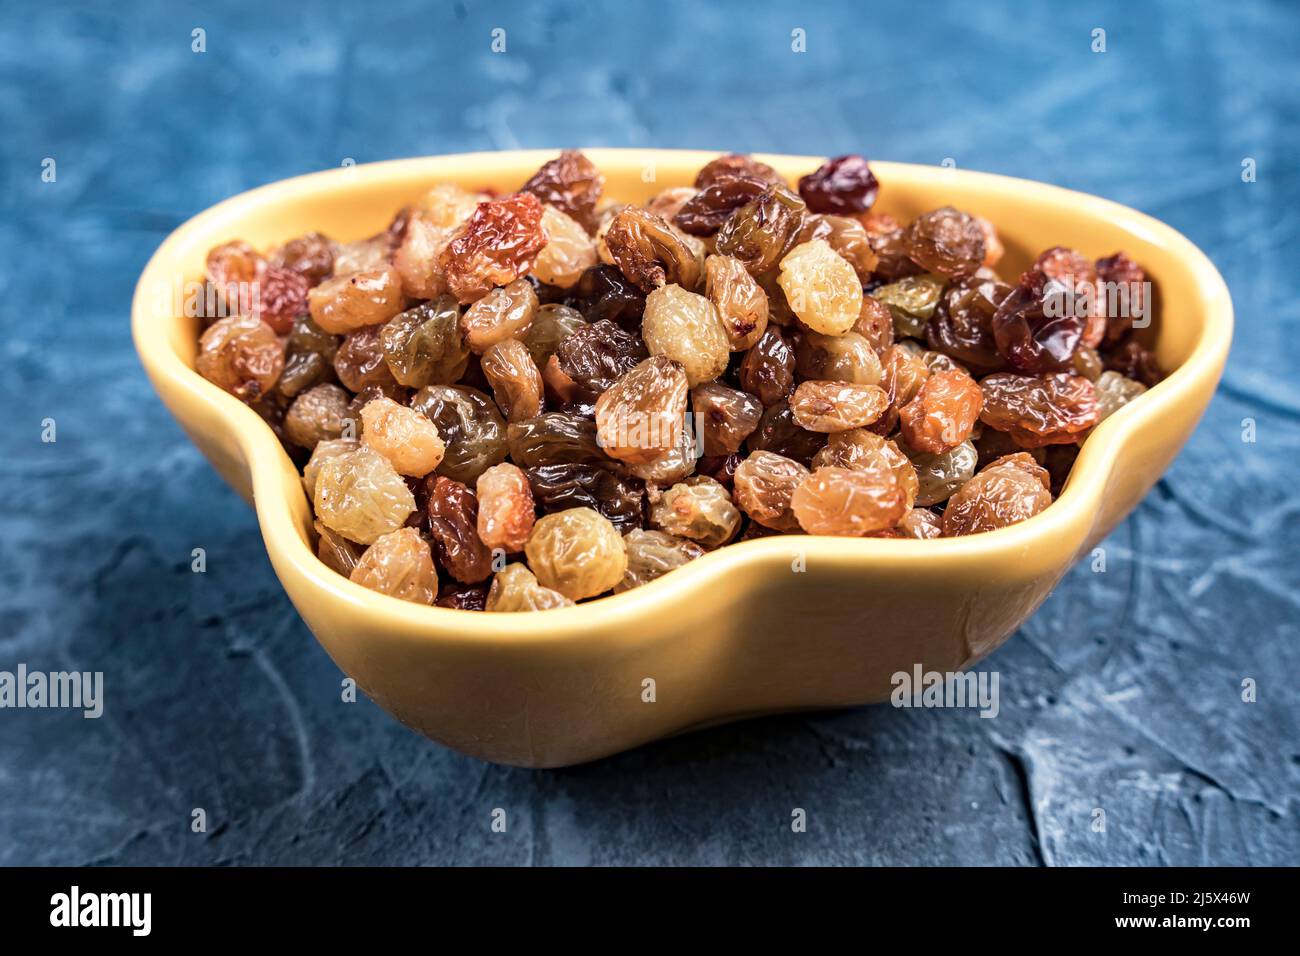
1;0;1296;865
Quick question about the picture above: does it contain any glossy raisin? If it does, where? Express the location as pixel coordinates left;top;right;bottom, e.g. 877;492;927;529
425;475;492;583
475;462;536;554
978;372;1100;448
553;318;648;399
284;383;351;450
481;339;545;423
705;254;769;351
615;529;705;592
485;563;573;612
797;155;879;215
992;268;1087;373
350;527;438;604
270;232;336;287
604;207;704;293
196;315;284;403
594;356;689;464
927;274;1012;373
309;266;405;334
790;380;889;432
460;278;539;355
409;385;510;484
525;462;645;532
641;284;730;387
898;368;983;454
380;296;470;388
313;446;416;545
520;150;605;233
691;382;763;456
674;176;769;236
507;411;613;470
792;465;907;536
694;154;783;190
440;192;547;303
902;207;985;279
941;453;1052;536
738;327;796;406
714;184;807;277
732;450;809;532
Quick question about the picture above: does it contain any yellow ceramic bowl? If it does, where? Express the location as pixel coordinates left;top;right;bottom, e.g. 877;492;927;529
132;150;1232;767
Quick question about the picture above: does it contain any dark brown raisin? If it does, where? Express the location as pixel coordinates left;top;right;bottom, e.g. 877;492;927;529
525;462;645;532
603;207;703;292
714;184;807;277
553;318;648;400
425;475;493;583
1095;252;1148;346
926;274;1012;374
748;400;827;466
436;581;488;610
520;150;605;233
1102;340;1163;387
269;232;336;287
738;327;796;407
673;176;769;236
991;268;1087;373
903;207;985;279
694;154;784;190
797;155;879;215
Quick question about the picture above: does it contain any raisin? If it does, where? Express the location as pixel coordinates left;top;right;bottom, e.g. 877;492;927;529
475;463;536;553
480;339;544;423
302;438;360;501
898;508;943;540
425;475;492;583
644;187;699;222
903;207;985;279
795;330;883;385
992;268;1087;373
974;428;1044;471
1072;344;1103;382
284;383;351;450
733;450;810;532
691;382;763;456
615;529;705;592
1095;252;1148;347
705;254;769;350
978;372;1100;448
790;380;889;432
804;214;878;283
570;264;647;329
522;303;586;368
331;235;390;275
378;297;469;388
853;296;895;357
749;399;827;465
392;214;452;299
926;273;1012;373
410;385;510;483
554;318;648;399
792;466;907;536
868;226;924;282
798;155;879;215
694;154;783;190
505;416;606;476
196;315;284;403
418;183;489;229
350;527;437;604
205;240;264;294
360;396;446;477
485;563;573;612
646;475;739;548
641;284;730;387
440;192;547;303
525;462;645;532
903;440;978;506
1092;370;1148;424
313;446;416;545
524;507;627;600
624;420;699;485
1103;340;1162;387
604;207;704;293
812;429;919;509
460;278;539;355
898;368;983;454
715;184;807;277
674;176;769;236
941;453;1052;536
334;326;397;392
532;204;599;288
777;239;862;335
974;216;1004;267
520;150;604;233
309;266;405;334
872;274;947;339
315;518;363;576
251;265;310;335
279;316;341;398
696;452;742;487
270;232;336;286
436;581;489;611
594;356;689;464
738;327;796;407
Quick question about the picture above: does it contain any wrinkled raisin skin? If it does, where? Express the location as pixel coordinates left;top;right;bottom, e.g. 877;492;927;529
992;268;1087;373
440;193;547;303
674;177;769;236
520;150;605;233
797;155;879;215
426;476;493;583
526;463;645;532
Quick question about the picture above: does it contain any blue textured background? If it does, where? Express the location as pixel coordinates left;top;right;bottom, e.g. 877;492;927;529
2;0;1297;865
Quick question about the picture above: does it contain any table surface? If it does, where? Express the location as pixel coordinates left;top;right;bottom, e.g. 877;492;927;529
2;0;1296;866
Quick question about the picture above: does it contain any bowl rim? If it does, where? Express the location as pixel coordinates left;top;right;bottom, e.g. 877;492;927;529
131;148;1234;642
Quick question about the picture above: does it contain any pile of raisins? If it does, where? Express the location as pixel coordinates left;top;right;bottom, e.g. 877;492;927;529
195;151;1161;611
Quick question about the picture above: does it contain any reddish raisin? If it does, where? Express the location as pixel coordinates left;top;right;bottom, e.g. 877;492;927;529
797;155;879;215
978;372;1100;447
426;475;493;583
520;150;605;233
440;193;547;303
